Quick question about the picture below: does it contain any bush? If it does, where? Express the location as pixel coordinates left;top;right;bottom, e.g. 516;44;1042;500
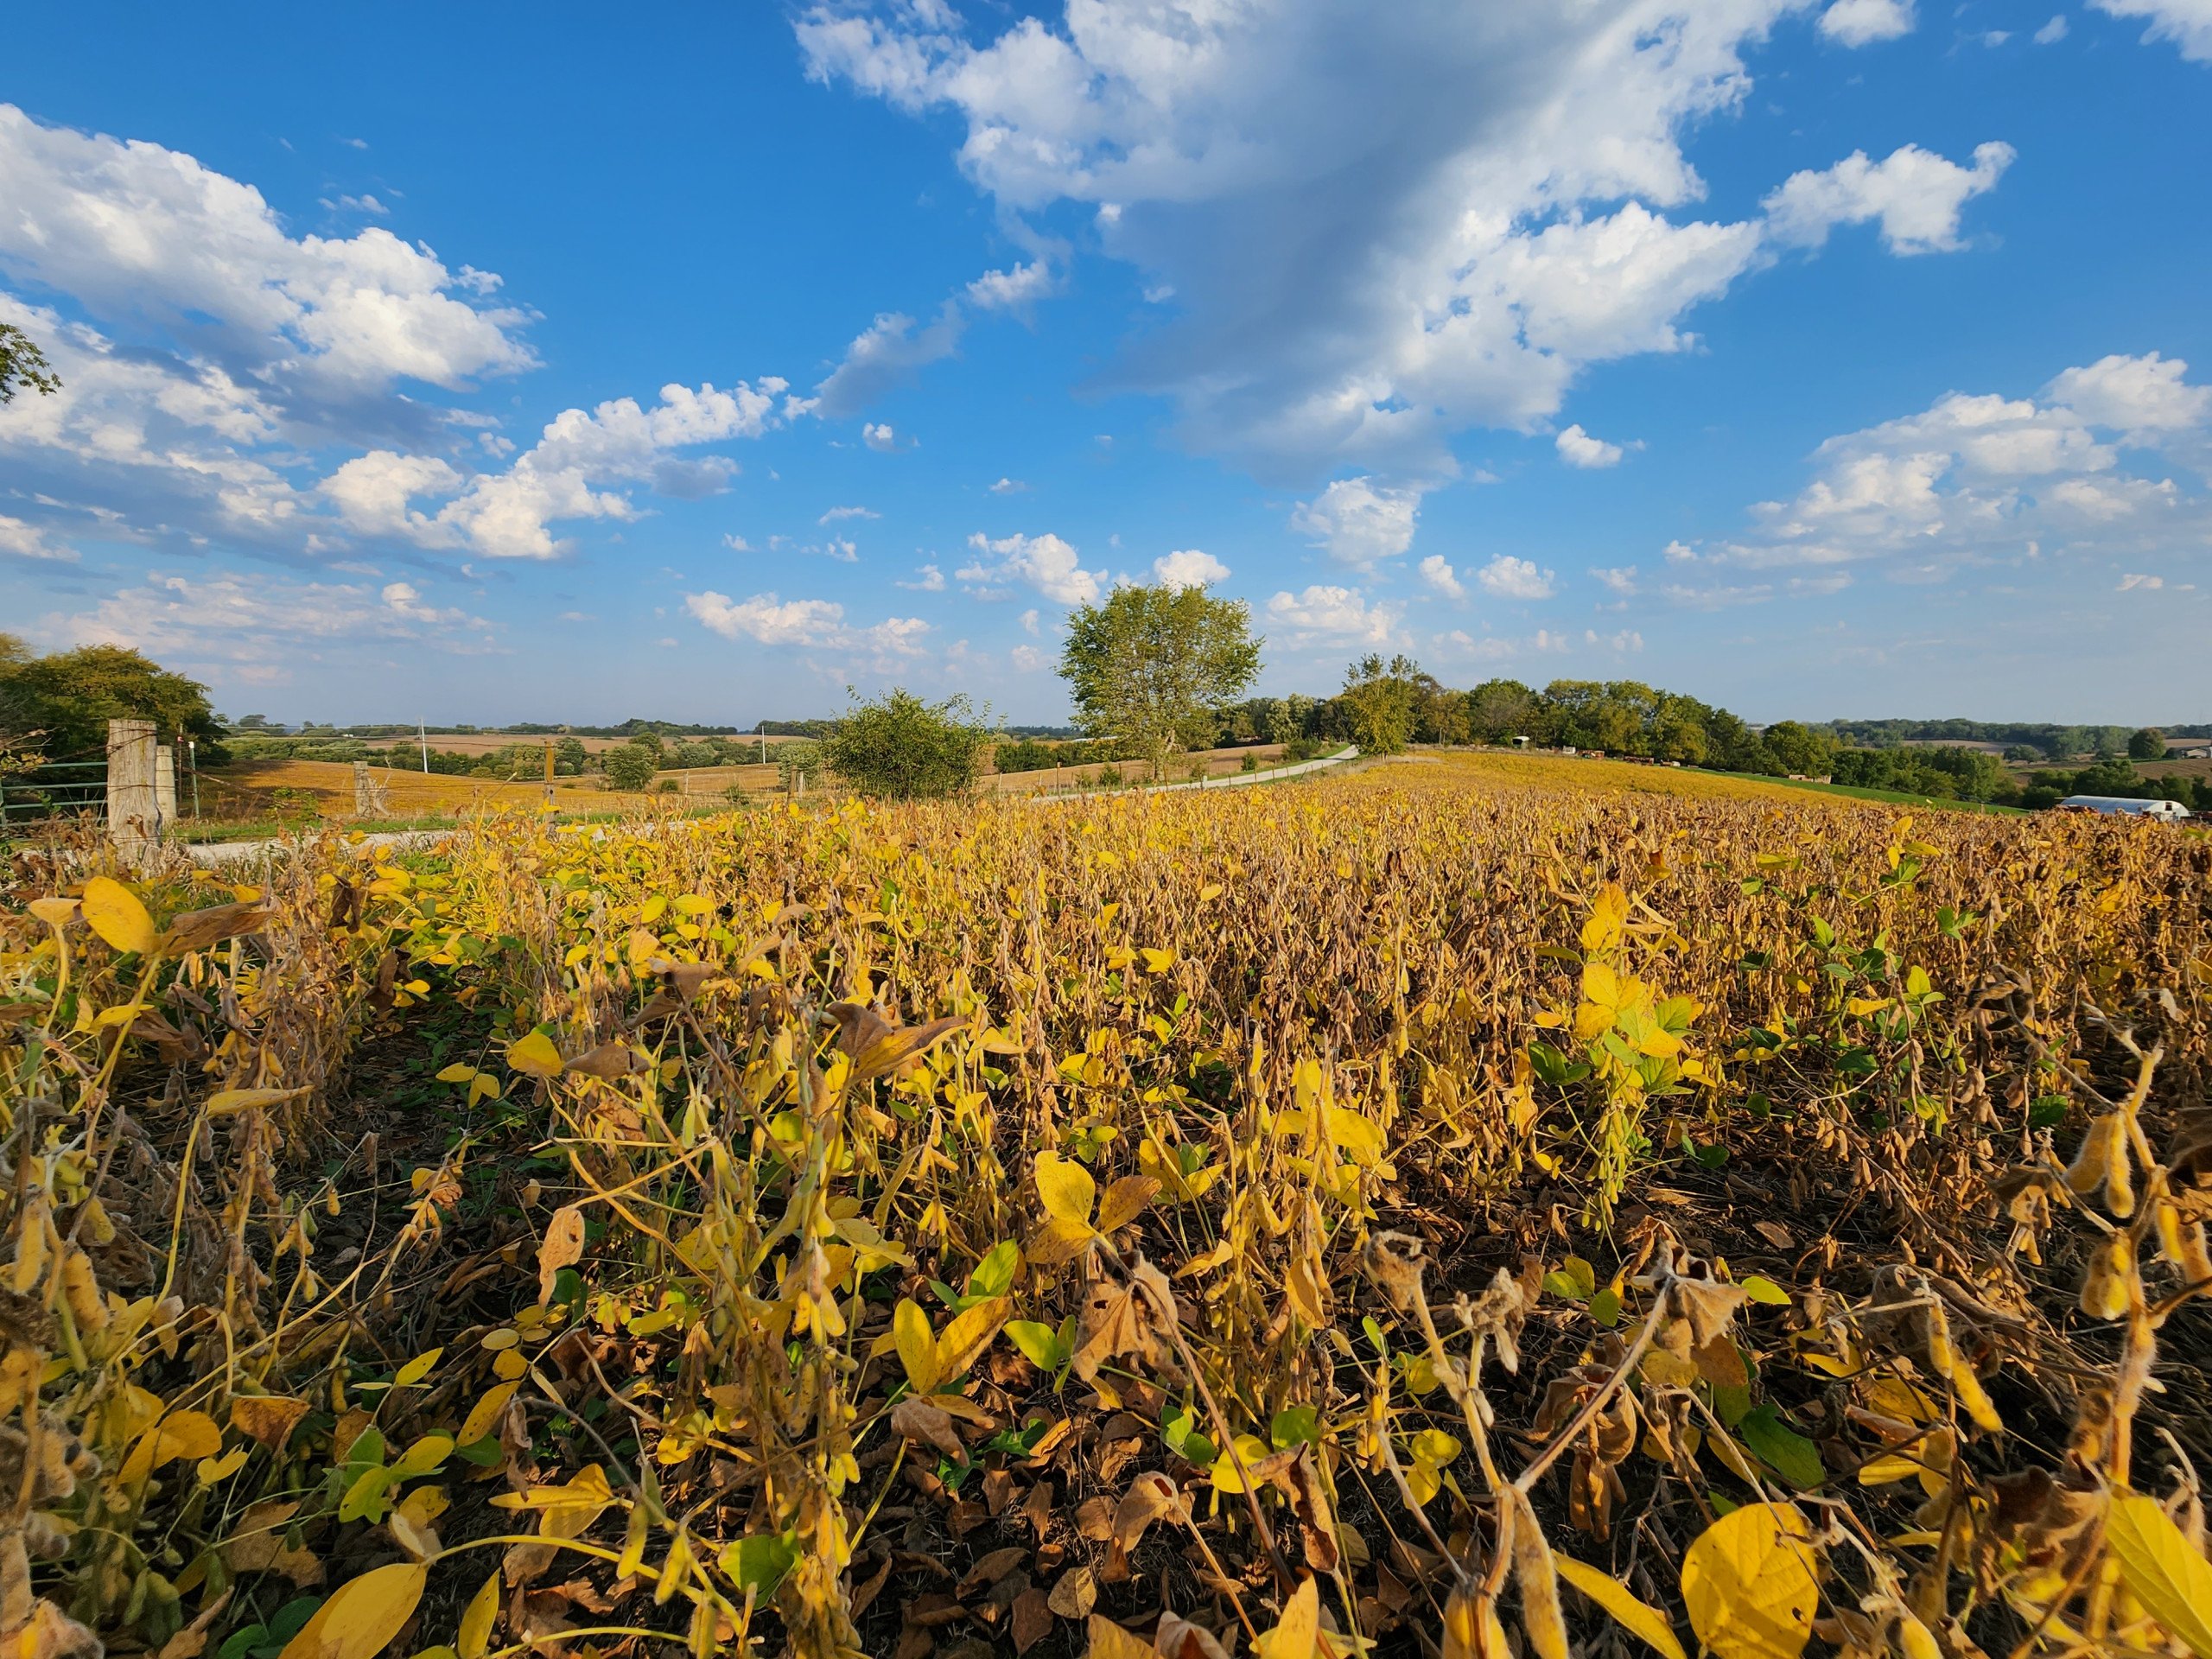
658;778;681;793
1096;764;1123;789
602;742;658;792
821;689;989;800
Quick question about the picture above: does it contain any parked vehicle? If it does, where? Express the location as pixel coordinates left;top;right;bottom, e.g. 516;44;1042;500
2055;794;2193;822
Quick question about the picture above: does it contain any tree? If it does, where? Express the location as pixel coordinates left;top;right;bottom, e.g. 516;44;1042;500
0;642;225;759
1338;655;1422;755
2127;727;2166;761
1058;584;1262;779
0;323;60;406
602;741;658;792
821;689;988;799
1465;678;1538;745
1761;721;1834;777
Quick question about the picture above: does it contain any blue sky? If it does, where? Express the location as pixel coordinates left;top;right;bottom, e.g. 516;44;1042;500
3;0;2209;728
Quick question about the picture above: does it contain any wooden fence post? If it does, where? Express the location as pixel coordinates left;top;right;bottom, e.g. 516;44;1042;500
156;746;177;832
107;719;159;861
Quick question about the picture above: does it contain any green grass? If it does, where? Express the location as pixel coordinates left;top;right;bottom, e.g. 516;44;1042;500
1718;773;2028;815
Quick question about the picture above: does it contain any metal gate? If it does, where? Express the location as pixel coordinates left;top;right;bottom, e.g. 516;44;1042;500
0;755;107;834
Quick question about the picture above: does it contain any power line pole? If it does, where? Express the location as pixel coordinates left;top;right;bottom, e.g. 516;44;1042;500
419;719;429;773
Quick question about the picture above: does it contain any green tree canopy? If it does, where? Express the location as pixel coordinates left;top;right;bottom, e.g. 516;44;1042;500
2127;727;2166;760
601;741;659;792
1338;655;1423;755
0;640;225;759
1761;721;1835;777
1058;583;1262;779
820;689;988;799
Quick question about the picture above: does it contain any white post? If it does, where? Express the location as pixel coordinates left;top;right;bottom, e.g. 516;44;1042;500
155;746;177;838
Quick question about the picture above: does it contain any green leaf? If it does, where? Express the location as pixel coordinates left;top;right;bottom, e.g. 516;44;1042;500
1269;1406;1319;1450
1005;1319;1066;1371
968;1239;1021;1299
727;1533;799;1595
1738;1406;1825;1491
1589;1287;1623;1328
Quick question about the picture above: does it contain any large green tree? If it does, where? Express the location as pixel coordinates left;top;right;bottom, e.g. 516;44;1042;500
1058;583;1262;779
1338;655;1424;755
0;639;225;759
820;689;988;799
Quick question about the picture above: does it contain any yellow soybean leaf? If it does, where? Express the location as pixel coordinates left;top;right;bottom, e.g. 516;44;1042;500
456;1382;519;1447
2106;1492;2212;1659
458;1571;499;1659
277;1561;428;1659
1096;1175;1160;1234
1034;1153;1096;1233
197;1447;251;1485
1557;1556;1688;1659
1681;1503;1821;1659
394;1348;444;1389
1252;1574;1321;1659
121;1409;225;1484
206;1087;311;1118
1085;1614;1158;1659
82;876;158;956
506;1030;563;1079
1580;884;1629;955
1326;1108;1387;1168
435;1064;477;1084
893;1299;940;1395
934;1296;1012;1385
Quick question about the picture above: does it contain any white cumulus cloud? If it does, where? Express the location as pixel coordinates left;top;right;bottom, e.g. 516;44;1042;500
1817;0;1916;46
814;307;962;417
1477;555;1557;600
863;421;899;451
2094;0;2212;61
798;2;1839;475
1764;143;2015;255
1264;585;1402;645
958;531;1103;604
683;588;931;658
1152;548;1230;586
1417;555;1465;598
1291;477;1421;569
1556;425;1625;468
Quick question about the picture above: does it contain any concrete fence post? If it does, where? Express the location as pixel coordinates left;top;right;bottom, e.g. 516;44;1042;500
106;719;160;861
156;746;177;830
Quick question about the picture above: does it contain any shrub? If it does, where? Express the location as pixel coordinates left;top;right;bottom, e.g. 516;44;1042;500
821;689;989;800
602;742;658;792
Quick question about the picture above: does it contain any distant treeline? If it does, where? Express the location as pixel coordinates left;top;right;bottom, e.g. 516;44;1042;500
1814;717;2211;759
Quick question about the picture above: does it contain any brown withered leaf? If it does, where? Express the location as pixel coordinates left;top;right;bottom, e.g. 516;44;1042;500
565;1043;649;1080
833;1006;968;1084
1046;1565;1096;1620
224;1500;323;1586
1012;1587;1054;1655
1073;1258;1181;1385
230;1395;310;1452
160;900;270;955
959;1548;1029;1597
537;1205;586;1305
1111;1472;1186;1552
890;1399;966;1462
1156;1612;1235;1659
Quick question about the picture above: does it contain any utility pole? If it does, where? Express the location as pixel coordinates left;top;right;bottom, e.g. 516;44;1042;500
419;719;429;773
187;737;200;821
758;721;766;765
543;737;554;808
